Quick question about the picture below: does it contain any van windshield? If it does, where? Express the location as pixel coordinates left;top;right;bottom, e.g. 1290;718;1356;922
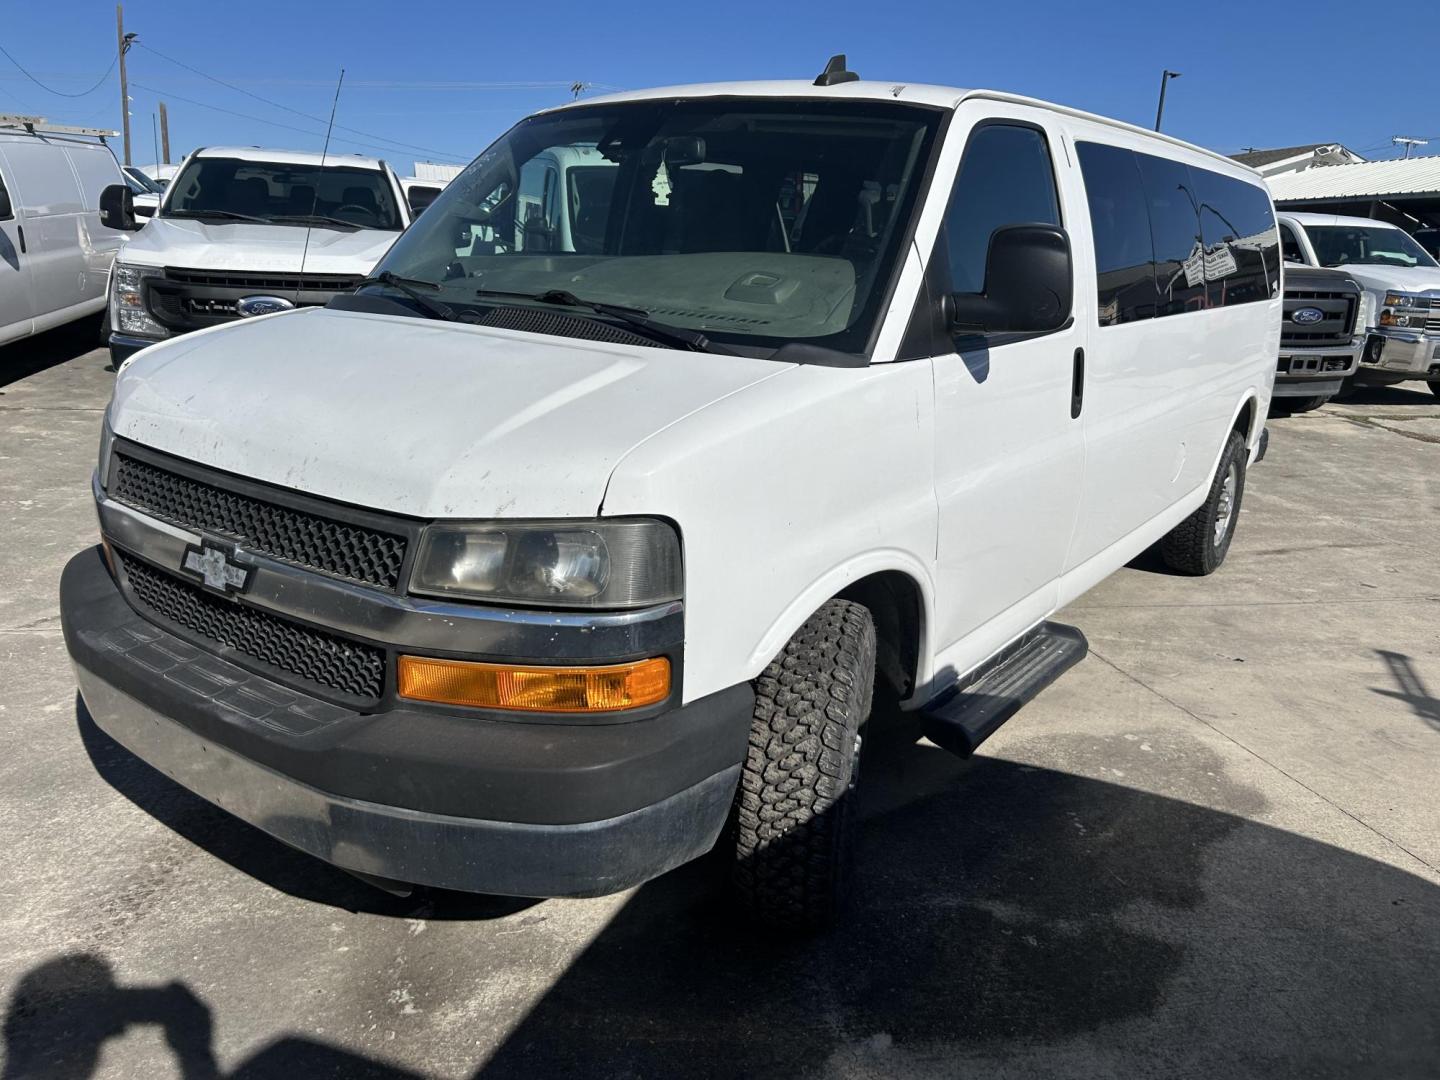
163;157;402;231
369;99;943;353
1304;224;1439;269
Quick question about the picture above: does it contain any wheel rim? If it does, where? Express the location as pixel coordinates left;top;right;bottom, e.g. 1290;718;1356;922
1213;464;1238;548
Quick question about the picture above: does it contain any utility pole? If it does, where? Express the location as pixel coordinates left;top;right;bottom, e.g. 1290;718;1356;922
158;100;170;163
115;4;137;165
1154;70;1181;132
1392;136;1428;159
151;111;158;168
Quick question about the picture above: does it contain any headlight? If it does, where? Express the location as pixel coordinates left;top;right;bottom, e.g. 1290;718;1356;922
1383;291;1427;310
410;519;682;609
111;262;167;338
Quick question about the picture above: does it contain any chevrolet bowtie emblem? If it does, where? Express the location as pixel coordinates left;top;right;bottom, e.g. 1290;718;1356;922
182;544;252;594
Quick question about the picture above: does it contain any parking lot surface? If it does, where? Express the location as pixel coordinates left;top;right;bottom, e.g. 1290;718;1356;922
2;322;1437;1079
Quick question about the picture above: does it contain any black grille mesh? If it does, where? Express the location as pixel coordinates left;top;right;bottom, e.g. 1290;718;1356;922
474;306;659;347
119;553;385;700
112;454;406;591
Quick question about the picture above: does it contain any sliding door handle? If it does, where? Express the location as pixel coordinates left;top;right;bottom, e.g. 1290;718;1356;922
1070;347;1085;419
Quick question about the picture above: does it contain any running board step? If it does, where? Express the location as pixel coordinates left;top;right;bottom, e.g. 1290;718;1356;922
920;621;1088;757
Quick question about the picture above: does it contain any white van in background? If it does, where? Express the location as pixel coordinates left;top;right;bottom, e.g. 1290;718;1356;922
99;146;411;366
0;116;128;347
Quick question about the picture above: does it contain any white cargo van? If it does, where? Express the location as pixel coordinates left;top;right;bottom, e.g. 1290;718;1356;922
1278;212;1440;398
63;61;1280;926
99;146;410;365
0;116;128;347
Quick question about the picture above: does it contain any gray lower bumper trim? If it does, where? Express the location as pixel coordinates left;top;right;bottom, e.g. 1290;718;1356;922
78;665;740;898
1272;378;1343;398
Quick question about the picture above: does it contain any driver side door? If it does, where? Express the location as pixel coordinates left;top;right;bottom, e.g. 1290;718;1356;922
926;106;1088;680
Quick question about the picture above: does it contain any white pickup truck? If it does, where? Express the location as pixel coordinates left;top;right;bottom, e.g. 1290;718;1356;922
99;146;410;367
63;62;1280;927
1278;212;1440;399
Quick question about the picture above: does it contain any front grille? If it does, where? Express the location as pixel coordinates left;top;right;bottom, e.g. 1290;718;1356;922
111;453;408;591
1426;297;1440;335
1281;289;1358;349
119;552;385;701
164;267;363;293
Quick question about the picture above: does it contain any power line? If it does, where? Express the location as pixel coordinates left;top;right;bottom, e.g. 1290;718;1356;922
0;42;117;98
136;42;469;160
129;80;468;161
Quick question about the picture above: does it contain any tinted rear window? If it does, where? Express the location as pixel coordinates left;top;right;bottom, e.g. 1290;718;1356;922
1078;141;1278;325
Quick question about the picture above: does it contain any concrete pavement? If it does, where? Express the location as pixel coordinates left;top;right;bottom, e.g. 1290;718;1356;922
1;323;1437;1079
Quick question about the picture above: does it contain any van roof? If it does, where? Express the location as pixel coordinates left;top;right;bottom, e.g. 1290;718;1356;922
545;79;1250;174
1279;210;1404;229
194;146;386;170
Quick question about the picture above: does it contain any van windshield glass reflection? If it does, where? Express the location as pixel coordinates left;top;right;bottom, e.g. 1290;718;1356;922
1305;225;1439;269
370;99;943;353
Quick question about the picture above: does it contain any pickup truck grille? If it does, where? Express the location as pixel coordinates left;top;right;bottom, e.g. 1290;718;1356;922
110;451;409;591
1426;297;1440;334
1281;289;1357;350
143;268;363;331
117;552;386;701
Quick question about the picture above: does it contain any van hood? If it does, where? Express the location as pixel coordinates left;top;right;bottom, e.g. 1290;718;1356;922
117;215;397;275
1331;264;1440;295
109;307;790;519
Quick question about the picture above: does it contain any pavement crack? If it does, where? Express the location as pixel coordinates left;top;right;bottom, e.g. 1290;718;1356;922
1340;416;1440;446
1072;595;1440;611
1087;646;1439;878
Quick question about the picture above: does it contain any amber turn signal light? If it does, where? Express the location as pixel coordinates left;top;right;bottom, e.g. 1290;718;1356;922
397;655;671;713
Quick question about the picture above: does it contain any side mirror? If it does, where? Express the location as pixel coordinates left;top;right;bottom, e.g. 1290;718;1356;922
99;184;140;231
949;223;1073;335
0;184;12;221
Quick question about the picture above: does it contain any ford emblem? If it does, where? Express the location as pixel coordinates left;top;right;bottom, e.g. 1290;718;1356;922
236;295;296;318
1291;307;1325;325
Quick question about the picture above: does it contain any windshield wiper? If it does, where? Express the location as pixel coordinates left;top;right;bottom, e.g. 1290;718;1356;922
272;213;363;231
165;209;271;224
473;288;717;352
356;271;456;321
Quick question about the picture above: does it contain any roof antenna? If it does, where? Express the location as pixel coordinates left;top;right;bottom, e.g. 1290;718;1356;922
814;54;859;87
297;67;345;304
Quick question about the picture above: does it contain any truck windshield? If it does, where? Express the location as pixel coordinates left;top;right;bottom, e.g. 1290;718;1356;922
1304;224;1439;269
371;99;943;353
163;157;402;230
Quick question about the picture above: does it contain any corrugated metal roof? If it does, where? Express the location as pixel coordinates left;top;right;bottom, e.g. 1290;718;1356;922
1231;144;1329;167
1268;157;1440;202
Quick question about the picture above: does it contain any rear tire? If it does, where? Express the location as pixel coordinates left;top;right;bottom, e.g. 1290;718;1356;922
1159;430;1247;576
732;599;875;929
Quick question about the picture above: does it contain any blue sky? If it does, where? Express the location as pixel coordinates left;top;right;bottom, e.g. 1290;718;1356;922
3;0;1431;172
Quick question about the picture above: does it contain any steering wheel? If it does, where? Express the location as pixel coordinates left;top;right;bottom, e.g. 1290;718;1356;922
335;204;370;218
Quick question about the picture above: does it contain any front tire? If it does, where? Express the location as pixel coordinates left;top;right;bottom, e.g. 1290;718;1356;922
1284;395;1330;414
732;599;875;929
1159;430;1247;576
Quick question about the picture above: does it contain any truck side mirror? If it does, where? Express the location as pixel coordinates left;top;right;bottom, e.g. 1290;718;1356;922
949;223;1073;335
99;184;140;231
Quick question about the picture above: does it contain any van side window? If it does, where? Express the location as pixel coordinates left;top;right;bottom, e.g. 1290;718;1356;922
1193;170;1279;307
1134;155;1206;316
943;124;1061;295
1279;223;1305;264
1076;142;1156;325
0;170;11;220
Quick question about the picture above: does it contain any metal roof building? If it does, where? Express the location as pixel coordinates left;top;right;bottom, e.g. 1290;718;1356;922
1266;156;1440;231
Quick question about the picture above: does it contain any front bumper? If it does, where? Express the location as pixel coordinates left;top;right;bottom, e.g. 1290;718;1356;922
1273;345;1359;397
1356;330;1440;380
62;547;751;896
108;332;164;368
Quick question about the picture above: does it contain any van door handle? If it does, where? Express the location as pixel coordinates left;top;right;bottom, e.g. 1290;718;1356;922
1070;347;1085;419
15;225;24;254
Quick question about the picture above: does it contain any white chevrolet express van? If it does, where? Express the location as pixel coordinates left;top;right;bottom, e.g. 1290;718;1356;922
1278;211;1440;399
100;146;410;366
0;117;128;347
62;63;1280;926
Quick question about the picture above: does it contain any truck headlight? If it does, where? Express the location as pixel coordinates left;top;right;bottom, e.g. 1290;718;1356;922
1383;291;1427;309
111;262;167;338
410;519;682;609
